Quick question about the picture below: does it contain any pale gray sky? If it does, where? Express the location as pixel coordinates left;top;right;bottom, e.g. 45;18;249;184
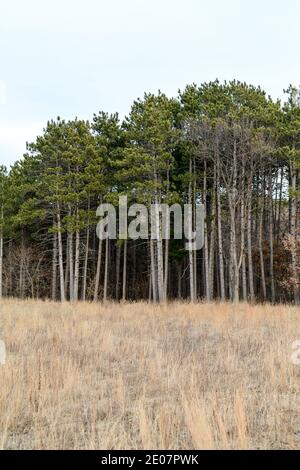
0;0;300;166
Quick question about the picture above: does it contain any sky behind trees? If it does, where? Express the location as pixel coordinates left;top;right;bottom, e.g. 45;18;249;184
1;0;300;166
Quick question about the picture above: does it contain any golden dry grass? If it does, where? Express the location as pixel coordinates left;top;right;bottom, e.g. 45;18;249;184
0;300;300;449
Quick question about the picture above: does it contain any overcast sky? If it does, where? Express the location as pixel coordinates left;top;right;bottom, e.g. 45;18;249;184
0;0;300;167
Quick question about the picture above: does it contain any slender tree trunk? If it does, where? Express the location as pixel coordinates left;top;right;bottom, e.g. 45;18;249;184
103;237;109;302
116;243;121;300
164;170;170;300
82;226;89;301
52;231;57;301
229;140;239;304
241;192;247;301
122;240;127;302
216;159;225;301
277;167;284;242
93;237;103;302
229;203;239;304
150;238;157;303
164;239;169;301
73;203;80;302
68;232;74;301
64;235;69;297
193;157;197;299
291;166;299;304
203;160;210;300
132;242;136;300
155;195;164;302
73;228;80;302
188;157;195;302
209;163;216;300
56;205;65;302
247;194;255;302
259;193;267;300
148;272;152;301
269;169;275;303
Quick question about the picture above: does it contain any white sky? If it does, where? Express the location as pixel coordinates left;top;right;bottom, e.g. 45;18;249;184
0;0;300;166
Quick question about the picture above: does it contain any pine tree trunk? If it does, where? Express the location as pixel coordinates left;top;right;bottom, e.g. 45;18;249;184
230;140;239;304
164;170;170;300
291;166;299;304
203;160;210;300
52;231;57;301
82;226;89;301
277;167;284;242
68;232;74;301
247;195;255;302
93;237;103;302
56;205;65;302
259;194;267;300
116;243;121;300
193;157;197;299
150;238;157;303
188;228;195;302
216;160;225;301
148;269;152;302
164;239;169;300
209;164;216;300
73;229;80;301
269;170;275;303
229;203;239;304
103;237;109;302
155;197;164;302
64;235;69;296
241;193;247;301
122;240;127;302
188;158;195;302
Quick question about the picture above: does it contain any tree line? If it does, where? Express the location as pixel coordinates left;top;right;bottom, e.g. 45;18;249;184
0;80;299;304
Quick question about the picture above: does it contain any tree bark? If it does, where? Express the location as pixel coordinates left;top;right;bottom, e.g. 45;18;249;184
259;192;267;300
188;157;195;302
103;237;109;302
82;226;89;301
68;231;74;301
203;160;210;301
73;229;80;301
93;237;103;302
209;163;216;300
216;158;225;301
247;194;255;302
240;191;247;301
122;240;127;302
56;204;65;302
150;238;157;303
290;166;299;304
116;243;121;300
269;169;275;303
52;231;57;301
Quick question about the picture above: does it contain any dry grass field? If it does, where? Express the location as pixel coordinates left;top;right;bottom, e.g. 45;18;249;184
0;299;300;450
